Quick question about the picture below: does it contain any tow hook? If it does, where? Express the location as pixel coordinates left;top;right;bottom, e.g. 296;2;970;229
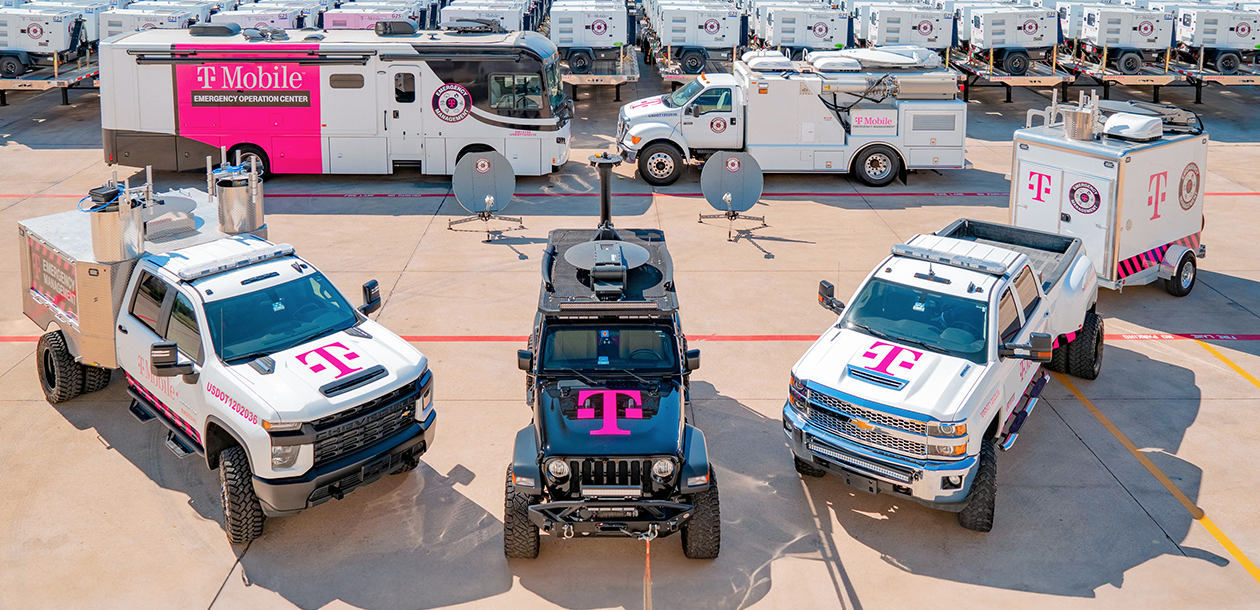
561;523;574;540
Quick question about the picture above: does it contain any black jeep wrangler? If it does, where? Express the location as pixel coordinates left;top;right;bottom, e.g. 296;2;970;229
504;220;720;559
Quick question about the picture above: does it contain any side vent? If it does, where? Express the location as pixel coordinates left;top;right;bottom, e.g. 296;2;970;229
846;365;908;390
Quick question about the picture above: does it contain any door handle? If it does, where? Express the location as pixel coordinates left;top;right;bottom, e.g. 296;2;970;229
117;324;128;334
730;117;736;125
383;110;388;130
683;121;692;125
1060;212;1071;222
393;110;399;118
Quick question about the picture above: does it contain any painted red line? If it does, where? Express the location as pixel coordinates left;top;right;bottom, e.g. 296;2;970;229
1105;333;1260;341
0;336;38;342
8;191;1256;199
0;333;1254;344
1206;192;1260;196
400;335;528;342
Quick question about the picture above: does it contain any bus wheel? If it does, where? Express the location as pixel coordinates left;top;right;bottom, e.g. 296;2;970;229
229;144;270;178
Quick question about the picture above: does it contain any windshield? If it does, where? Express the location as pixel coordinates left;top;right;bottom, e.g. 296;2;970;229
541;326;677;373
545;61;566;115
843;278;990;365
664;79;705;108
204;272;359;363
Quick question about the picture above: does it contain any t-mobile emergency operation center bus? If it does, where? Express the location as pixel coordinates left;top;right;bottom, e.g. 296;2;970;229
99;24;573;176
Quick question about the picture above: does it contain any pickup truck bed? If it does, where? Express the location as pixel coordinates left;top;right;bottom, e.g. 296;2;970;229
935;218;1082;293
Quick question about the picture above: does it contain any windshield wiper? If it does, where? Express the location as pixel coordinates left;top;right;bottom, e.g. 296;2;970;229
889;335;950;356
225;351;272;365
850;322;893;341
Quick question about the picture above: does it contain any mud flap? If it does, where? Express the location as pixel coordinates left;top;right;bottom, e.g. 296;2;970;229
898;163;909;186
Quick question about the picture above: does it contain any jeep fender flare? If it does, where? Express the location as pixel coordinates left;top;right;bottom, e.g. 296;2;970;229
627;123;690;160
679;424;712;493
511;425;544;495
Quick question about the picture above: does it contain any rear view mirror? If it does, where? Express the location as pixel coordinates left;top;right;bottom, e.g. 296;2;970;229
518;349;533;372
360;279;381;315
151;341;192;377
1000;332;1054;362
818;280;845;314
685;349;701;371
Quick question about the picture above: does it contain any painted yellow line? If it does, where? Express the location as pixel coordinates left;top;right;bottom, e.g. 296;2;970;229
1053;372;1260;585
1195;340;1260;391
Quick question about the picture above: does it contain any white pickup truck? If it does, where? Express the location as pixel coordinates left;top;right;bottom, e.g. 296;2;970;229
20;169;435;544
784;219;1101;531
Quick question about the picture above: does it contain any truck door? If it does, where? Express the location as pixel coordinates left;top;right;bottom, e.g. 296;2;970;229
387;65;425;161
995;268;1044;425
1011;160;1062;233
679;87;743;150
1058;170;1113;277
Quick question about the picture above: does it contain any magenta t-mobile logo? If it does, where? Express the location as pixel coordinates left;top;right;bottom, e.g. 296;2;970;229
576;389;643;436
1028;171;1053;202
296;342;363;379
861;341;923;376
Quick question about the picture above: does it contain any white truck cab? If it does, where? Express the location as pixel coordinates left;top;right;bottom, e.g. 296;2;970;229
785;219;1101;531
21;168;436;544
616;46;965;187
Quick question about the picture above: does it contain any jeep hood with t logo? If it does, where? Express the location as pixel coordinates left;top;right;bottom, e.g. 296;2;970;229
538;382;684;457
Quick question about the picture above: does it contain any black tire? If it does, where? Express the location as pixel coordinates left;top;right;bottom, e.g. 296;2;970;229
852;145;900;187
37;331;83;404
794;455;826;478
228;144;270;178
680;50;706;74
957;438;997;532
1214;52;1241;75
503;466;540;559
1047;340;1069;374
637;141;684;186
681;469;720;559
81;365;113;394
0;56;25;78
1164;253;1196;297
219;446;265;544
1002;51;1030;75
569;50;593;74
1115;52;1143;75
1068;311;1104;380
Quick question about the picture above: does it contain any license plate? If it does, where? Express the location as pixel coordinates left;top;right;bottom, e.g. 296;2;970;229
361;454;393;482
841;470;879;495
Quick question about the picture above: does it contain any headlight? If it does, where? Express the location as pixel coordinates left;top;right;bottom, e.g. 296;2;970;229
928;422;967;437
686;473;709;487
271;445;300;469
262;420;302;432
546;459;571;480
651;458;675;479
927;443;968;457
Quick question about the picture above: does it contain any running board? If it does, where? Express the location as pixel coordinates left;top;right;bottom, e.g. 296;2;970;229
1000;397;1039;451
129;400;157;423
165;431;195;459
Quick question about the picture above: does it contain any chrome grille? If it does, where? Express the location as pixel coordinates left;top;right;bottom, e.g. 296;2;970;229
806;407;927;457
808;389;926;435
313;393;417;466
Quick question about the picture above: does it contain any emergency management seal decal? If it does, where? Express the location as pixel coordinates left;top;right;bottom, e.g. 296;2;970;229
916;20;934;36
1137;20;1154;37
1237;22;1251;37
710;117;727;133
1022;19;1039;35
1179;162;1200;210
27;23;43;39
725;156;741;173
812;22;829;37
475;157;491;174
1069;182;1101;214
704;19;721;35
591;19;607;35
432;83;471;123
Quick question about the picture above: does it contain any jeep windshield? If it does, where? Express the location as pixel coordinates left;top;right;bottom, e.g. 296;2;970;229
842;278;989;365
663;79;704;108
204;272;359;363
540;326;677;373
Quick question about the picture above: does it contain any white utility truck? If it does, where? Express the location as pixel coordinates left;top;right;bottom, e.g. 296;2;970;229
547;0;630;73
19;163;437;544
1012;93;1207;295
786;218;1102;532
617;46;965;187
1174;6;1260;74
868;6;955;50
0;6;87;76
967;7;1059;74
1081;6;1174;73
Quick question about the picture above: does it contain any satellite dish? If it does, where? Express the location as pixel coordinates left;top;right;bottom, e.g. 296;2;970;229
563;240;652;271
699;152;767;241
449;150;523;242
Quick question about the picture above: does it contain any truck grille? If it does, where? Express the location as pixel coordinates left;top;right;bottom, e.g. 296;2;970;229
807;389;926;435
575;458;654;487
806;407;927;457
312;381;419;467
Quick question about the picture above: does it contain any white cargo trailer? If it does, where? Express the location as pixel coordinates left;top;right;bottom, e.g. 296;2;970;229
968;7;1058;74
1175;7;1259;73
0;6;87;76
869;7;954;48
850;1;904;42
645;2;746;73
764;6;849;56
951;1;1009;44
103;7;197;37
129;0;211;22
1012;95;1207;295
548;0;629;72
441;0;534;31
323;6;408;28
1080;7;1175;72
1056;0;1120;41
25;0;108;42
211;7;303;27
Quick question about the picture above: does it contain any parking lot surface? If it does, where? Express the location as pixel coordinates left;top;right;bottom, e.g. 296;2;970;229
1;62;1259;609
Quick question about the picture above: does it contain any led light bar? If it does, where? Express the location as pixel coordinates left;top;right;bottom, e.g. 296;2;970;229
177;243;296;281
809;441;914;483
891;243;1008;276
581;485;643;498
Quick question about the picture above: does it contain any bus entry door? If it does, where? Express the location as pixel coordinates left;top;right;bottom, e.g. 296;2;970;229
387;66;425;161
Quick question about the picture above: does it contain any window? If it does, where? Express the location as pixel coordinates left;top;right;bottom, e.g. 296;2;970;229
998;290;1021;344
203;273;358;363
690;88;732;115
130;271;168;333
330;73;364;89
541;327;677;372
489;74;544;112
843;278;989;364
394;72;415;103
1013;266;1041;321
166;293;202;364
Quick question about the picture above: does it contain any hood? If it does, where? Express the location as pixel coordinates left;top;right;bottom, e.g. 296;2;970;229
225;323;427;421
621;95;678;124
795;328;986;422
538;382;683;457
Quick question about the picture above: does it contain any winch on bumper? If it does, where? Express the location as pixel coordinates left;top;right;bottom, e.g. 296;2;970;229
783;402;978;512
528;498;695;537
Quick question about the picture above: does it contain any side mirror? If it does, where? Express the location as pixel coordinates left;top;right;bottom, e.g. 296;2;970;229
151;341;193;377
818;280;845;314
685;348;701;371
999;332;1054;362
517;349;533;372
686;105;698;117
360;279;381;315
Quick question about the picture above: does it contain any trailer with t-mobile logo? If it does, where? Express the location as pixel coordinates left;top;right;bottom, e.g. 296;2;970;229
641;0;747;75
966;7;1059;75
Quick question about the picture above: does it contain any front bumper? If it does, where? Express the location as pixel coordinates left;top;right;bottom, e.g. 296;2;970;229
252;409;437;517
528;498;694;537
783;403;976;512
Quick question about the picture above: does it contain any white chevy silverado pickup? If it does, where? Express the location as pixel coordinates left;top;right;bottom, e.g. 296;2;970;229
784;219;1102;531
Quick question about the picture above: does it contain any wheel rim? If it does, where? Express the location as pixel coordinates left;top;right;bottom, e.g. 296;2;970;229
42;349;56;391
1124;57;1139;72
647;152;674;179
686;56;701;70
864;153;892;181
1180;260;1195;290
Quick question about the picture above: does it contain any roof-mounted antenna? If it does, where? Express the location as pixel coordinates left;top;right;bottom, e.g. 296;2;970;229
589;152;622;241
